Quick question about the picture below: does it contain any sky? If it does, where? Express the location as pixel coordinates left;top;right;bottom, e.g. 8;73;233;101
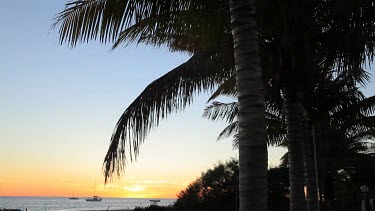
1;1;295;199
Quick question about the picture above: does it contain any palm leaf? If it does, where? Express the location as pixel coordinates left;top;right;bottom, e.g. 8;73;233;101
217;121;238;141
54;0;230;50
112;6;231;52
103;52;234;182
203;101;237;124
206;75;236;102
203;99;285;147
54;0;189;46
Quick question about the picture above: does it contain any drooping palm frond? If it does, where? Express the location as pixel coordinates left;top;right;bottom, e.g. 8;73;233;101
316;0;375;71
203;101;237;124
279;152;288;168
103;52;234;182
266;118;287;146
54;0;231;51
203;99;286;148
217;121;238;140
346;95;375;117
328;94;375;128
112;4;231;53
54;0;188;46
323;68;371;97
206;75;236;102
311;68;373;122
348;129;375;145
217;121;239;149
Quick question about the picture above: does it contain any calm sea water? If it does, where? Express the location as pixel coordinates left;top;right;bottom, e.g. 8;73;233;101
0;197;176;211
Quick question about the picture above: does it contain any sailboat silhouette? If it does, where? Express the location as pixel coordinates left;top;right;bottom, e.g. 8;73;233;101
86;181;102;202
69;192;79;200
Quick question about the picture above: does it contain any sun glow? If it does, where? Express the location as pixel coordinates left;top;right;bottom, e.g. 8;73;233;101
123;185;145;192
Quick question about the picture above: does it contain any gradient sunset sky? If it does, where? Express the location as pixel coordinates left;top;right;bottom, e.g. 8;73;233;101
4;0;363;199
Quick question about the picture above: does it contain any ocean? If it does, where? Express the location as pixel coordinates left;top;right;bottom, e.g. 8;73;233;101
0;197;176;211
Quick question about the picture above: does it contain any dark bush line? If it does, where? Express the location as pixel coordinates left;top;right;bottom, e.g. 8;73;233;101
134;205;175;211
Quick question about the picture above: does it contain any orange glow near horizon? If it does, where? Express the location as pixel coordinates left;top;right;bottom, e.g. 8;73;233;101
0;174;190;198
1;180;187;198
0;165;191;198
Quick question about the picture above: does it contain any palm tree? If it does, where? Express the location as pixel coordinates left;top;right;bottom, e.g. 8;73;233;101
205;67;375;211
307;69;375;207
228;0;267;210
54;1;375;211
55;1;268;210
298;67;375;206
54;0;233;177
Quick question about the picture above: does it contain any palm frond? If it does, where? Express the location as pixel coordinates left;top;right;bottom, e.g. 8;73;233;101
232;134;239;150
103;52;233;182
54;0;230;50
217;121;238;141
318;0;375;71
54;0;189;46
279;152;289;168
347;129;375;144
266;118;286;146
331;68;370;89
206;76;236;102
112;7;231;52
204;99;285;147
331;95;375;122
203;101;237;124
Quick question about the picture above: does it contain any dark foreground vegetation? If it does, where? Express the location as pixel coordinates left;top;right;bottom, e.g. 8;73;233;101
135;158;374;211
134;205;175;211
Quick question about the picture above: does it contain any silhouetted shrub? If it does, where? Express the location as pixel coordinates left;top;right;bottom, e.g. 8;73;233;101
174;159;239;211
134;205;175;211
174;159;290;211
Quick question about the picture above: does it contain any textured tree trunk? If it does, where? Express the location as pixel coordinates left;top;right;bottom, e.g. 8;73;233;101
303;121;319;211
285;88;307;211
229;0;268;211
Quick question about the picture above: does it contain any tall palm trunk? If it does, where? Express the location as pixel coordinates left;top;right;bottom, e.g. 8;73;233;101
303;120;319;211
285;89;307;211
229;0;268;211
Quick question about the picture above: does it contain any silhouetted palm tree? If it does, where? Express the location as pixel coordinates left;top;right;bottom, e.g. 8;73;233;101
54;1;375;211
206;68;375;211
228;0;268;210
54;1;268;210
